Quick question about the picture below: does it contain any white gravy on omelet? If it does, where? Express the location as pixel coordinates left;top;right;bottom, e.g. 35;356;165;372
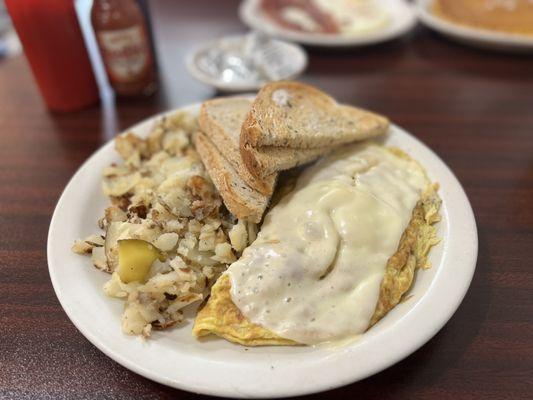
227;143;429;345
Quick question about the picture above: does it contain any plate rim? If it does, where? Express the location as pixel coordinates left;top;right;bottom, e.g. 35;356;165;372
416;0;533;51
47;101;478;398
238;0;418;48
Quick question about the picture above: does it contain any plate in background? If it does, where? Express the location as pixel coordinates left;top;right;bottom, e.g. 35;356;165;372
417;0;533;52
48;101;477;398
239;0;417;47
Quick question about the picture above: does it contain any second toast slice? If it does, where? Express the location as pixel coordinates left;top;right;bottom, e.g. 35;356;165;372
199;97;276;196
195;132;269;223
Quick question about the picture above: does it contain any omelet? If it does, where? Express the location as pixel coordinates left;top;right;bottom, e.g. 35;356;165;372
193;274;296;346
193;145;441;346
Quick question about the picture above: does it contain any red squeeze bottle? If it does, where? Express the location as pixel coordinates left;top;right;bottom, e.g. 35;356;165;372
5;0;99;112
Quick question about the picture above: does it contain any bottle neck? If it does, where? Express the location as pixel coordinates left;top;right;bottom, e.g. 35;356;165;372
92;0;143;30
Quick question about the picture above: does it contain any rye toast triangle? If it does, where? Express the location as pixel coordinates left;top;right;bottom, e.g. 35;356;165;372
240;81;389;178
242;81;389;148
240;132;336;178
198;97;277;196
194;132;268;224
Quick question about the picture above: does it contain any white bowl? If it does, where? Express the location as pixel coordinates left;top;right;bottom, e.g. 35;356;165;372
186;34;307;92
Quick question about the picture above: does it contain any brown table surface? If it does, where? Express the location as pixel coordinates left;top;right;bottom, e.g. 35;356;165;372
1;0;532;399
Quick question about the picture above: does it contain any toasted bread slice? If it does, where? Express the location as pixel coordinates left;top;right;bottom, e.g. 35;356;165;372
199;98;276;196
195;132;269;223
242;81;389;148
241;138;335;178
240;81;389;178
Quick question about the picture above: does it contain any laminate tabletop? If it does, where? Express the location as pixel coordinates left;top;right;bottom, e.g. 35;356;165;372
1;0;532;399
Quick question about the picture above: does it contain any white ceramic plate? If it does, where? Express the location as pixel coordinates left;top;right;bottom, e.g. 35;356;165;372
239;0;417;47
416;0;533;52
48;101;477;398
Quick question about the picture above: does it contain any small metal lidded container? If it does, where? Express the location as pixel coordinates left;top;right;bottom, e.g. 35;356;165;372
186;32;308;92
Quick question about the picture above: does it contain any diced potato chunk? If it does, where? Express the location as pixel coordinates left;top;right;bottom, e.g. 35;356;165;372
117;239;163;283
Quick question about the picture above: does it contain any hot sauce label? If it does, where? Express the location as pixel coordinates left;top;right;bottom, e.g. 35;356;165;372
97;25;150;82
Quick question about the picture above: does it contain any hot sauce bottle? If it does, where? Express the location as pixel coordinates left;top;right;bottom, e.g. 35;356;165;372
91;0;157;97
